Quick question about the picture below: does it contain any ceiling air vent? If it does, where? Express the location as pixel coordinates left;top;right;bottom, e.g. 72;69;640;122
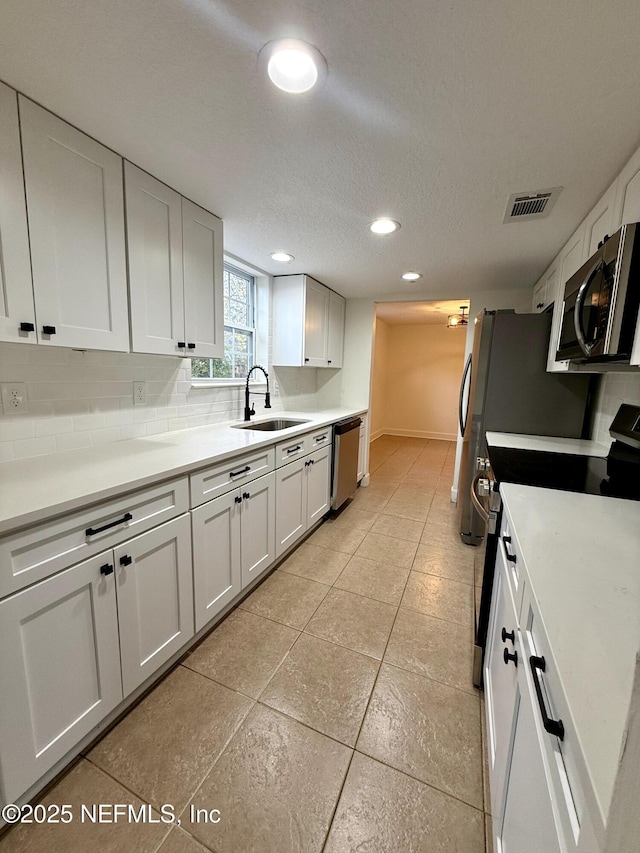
503;187;562;223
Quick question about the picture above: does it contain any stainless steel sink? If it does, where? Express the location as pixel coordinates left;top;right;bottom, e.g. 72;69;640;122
233;418;311;431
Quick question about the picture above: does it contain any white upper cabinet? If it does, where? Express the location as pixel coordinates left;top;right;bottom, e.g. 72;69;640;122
182;198;224;359
614;145;640;227
0;84;36;345
125;162;185;356
126;166;223;358
19;97;129;351
272;274;345;368
583;181;618;257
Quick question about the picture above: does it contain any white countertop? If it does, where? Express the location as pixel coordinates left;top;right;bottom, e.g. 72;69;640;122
0;409;364;535
500;482;640;825
486;431;610;457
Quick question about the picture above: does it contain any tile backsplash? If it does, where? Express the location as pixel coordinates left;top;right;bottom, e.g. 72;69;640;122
0;343;319;462
592;371;640;446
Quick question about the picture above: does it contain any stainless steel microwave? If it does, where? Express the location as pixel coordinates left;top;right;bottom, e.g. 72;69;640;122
555;223;640;363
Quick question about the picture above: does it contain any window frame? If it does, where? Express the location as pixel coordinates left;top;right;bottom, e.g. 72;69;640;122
191;256;269;387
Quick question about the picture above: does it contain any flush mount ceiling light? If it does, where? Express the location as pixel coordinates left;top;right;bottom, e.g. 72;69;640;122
369;218;401;235
259;38;327;94
270;251;295;262
402;272;422;281
447;306;469;329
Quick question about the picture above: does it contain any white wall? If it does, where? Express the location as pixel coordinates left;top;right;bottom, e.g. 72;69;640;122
371;322;466;441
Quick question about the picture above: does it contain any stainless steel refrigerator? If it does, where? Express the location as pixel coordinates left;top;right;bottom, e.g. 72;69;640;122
458;310;594;545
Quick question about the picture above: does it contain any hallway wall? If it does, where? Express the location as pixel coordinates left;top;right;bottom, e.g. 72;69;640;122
371;321;467;441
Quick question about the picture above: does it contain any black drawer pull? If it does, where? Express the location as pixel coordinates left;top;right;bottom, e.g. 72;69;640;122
42;325;56;335
234;495;242;504
243;492;250;500
506;553;517;564
119;554;132;567
503;648;518;667
530;656;565;741
315;435;326;442
304;358;310;362
536;302;544;309
502;535;517;563
287;445;302;454
230;465;251;477
178;341;186;348
20;322;35;332
308;459;315;465
86;512;132;537
187;342;196;349
501;627;515;644
502;535;511;543
99;563;114;576
327;360;332;364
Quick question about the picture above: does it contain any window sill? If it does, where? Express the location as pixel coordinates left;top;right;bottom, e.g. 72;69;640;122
191;379;267;389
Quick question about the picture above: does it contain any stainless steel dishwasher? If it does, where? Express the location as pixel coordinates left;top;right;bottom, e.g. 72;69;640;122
331;416;362;510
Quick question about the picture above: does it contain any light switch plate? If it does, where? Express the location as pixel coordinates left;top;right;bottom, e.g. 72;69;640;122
1;383;28;414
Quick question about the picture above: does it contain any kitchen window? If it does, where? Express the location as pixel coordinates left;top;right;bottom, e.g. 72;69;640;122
191;264;255;381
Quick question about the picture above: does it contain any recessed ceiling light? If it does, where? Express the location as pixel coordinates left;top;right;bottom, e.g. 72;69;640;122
369;218;401;235
402;272;422;281
270;252;295;262
259;39;327;94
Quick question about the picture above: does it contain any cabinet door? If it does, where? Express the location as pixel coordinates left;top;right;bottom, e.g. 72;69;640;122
306;444;332;528
19;97;129;351
0;553;122;802
192;490;241;632
303;277;329;366
532;278;547;313
275;458;307;558
182;198;223;358
114;515;193;696
326;291;345;367
125;162;186;356
497;665;563;853
583;182;618;258
614;146;640;227
483;547;521;823
0;83;36;345
240;471;275;587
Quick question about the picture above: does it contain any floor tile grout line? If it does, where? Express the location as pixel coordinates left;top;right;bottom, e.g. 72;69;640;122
378;658;482;701
319;748;358;853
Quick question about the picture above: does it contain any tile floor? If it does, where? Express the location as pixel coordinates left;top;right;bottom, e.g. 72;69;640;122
0;436;493;853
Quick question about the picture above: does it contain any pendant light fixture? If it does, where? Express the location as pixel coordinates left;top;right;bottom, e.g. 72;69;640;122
447;306;469;328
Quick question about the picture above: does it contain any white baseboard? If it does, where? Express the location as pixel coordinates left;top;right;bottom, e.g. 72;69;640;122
370;428;385;443
450;486;458;503
360;473;370;487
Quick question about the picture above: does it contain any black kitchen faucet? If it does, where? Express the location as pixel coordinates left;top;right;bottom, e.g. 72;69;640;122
244;365;271;421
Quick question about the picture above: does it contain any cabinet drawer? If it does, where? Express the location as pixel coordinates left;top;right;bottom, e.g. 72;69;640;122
498;514;526;618
190;447;275;507
275;434;310;467
0;478;189;599
308;426;332;450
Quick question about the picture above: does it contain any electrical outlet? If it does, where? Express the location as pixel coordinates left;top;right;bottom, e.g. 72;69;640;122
1;383;28;415
133;381;146;406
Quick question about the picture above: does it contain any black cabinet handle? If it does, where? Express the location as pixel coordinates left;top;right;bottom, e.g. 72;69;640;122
536;302;544;309
287;445;301;454
503;648;518;667
187;343;196;349
502;535;517;564
234;495;242;504
530;656;565;740
177;341;186;348
119;554;132;567
304;358;310;362
314;435;326;442
86;512;132;537
328;360;332;364
100;563;114;576
308;459;315;465
230;465;251;477
42;325;56;335
501;627;515;644
243;492;250;500
20;322;35;332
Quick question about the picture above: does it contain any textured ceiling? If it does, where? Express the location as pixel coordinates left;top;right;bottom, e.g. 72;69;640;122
2;0;640;300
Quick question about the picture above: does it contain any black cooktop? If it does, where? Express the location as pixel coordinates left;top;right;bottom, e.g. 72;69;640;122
488;442;640;501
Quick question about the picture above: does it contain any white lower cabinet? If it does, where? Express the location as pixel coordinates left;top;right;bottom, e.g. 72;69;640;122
499;666;563;853
0;552;123;803
275;444;331;558
114;514;194;697
192;471;275;631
